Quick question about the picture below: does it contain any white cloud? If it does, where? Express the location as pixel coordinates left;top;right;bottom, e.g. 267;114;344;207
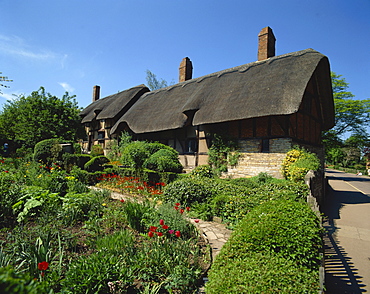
59;82;75;93
0;34;66;64
0;91;20;101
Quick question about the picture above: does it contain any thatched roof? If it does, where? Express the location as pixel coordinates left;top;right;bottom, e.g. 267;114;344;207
80;85;149;123
109;49;334;134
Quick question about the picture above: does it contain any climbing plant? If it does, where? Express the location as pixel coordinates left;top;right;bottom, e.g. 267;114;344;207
208;134;240;174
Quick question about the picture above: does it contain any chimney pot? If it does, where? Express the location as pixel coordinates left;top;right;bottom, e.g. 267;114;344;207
258;27;276;61
179;57;193;82
93;85;100;102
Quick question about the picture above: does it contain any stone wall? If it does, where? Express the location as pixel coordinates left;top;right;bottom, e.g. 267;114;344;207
225;138;293;178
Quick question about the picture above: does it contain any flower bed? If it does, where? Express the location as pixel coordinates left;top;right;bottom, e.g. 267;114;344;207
0;157;209;293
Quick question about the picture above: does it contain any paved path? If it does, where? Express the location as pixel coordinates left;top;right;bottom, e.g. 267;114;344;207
323;169;370;293
189;217;232;261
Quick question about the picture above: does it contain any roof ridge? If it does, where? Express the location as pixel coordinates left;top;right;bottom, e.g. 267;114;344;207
145;49;321;95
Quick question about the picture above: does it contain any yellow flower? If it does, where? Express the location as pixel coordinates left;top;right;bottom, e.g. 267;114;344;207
102;203;107;206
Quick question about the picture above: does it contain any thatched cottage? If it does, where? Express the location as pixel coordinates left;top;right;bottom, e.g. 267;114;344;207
80;27;334;178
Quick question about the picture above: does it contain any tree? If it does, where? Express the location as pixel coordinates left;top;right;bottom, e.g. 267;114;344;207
323;72;370;153
145;70;170;91
328;72;370;137
0;87;85;148
0;72;12;94
323;73;370;166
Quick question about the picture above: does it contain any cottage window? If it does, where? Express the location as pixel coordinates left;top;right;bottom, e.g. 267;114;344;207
185;138;198;154
98;131;105;140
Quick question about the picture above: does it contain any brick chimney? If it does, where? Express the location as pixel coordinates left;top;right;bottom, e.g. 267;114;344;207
92;85;100;102
258;27;276;61
179;57;193;82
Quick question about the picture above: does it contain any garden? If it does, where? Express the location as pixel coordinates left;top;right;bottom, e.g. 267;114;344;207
0;136;324;293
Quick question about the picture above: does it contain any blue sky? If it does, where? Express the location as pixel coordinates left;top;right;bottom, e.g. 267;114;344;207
1;0;369;110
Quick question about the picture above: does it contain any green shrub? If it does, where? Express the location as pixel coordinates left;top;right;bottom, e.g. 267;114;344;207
143;149;182;172
163;176;217;206
84;156;109;172
220;181;309;227
227;177;259;189
206;199;322;293
206;252;319;294
90;144;104;157
120;141;181;172
120;141;150;169
219;199;322;268
144;142;178;156
190;164;215;178
33;139;61;165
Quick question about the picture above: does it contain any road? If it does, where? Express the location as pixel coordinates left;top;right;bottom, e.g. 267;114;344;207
323;169;370;293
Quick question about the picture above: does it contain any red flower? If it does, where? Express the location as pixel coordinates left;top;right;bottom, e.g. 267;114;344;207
38;261;49;271
149;226;158;232
174;206;179;210
162;225;169;230
180;209;184;214
194;219;200;223
120;199;125;203
175;203;180;207
156;232;163;237
4;171;8;173
175;231;181;238
148;231;154;238
159;219;164;225
186;207;190;212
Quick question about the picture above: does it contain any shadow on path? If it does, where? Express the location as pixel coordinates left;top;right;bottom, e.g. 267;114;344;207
322;184;368;293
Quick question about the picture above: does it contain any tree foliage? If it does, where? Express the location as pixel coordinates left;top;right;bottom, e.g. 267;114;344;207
0;72;12;94
323;72;370;166
327;72;370;138
145;70;169;91
0;87;84;148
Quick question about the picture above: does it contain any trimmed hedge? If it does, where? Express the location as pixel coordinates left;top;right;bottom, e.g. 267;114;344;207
163;175;309;225
206;199;322;294
33;138;61;164
63;153;92;171
206;252;319;294
84;156;110;172
143;149;183;173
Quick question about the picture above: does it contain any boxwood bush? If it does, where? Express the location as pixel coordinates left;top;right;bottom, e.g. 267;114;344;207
143;149;182;173
206;198;322;293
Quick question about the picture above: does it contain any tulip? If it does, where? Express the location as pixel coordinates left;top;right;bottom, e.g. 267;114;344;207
38;261;49;271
